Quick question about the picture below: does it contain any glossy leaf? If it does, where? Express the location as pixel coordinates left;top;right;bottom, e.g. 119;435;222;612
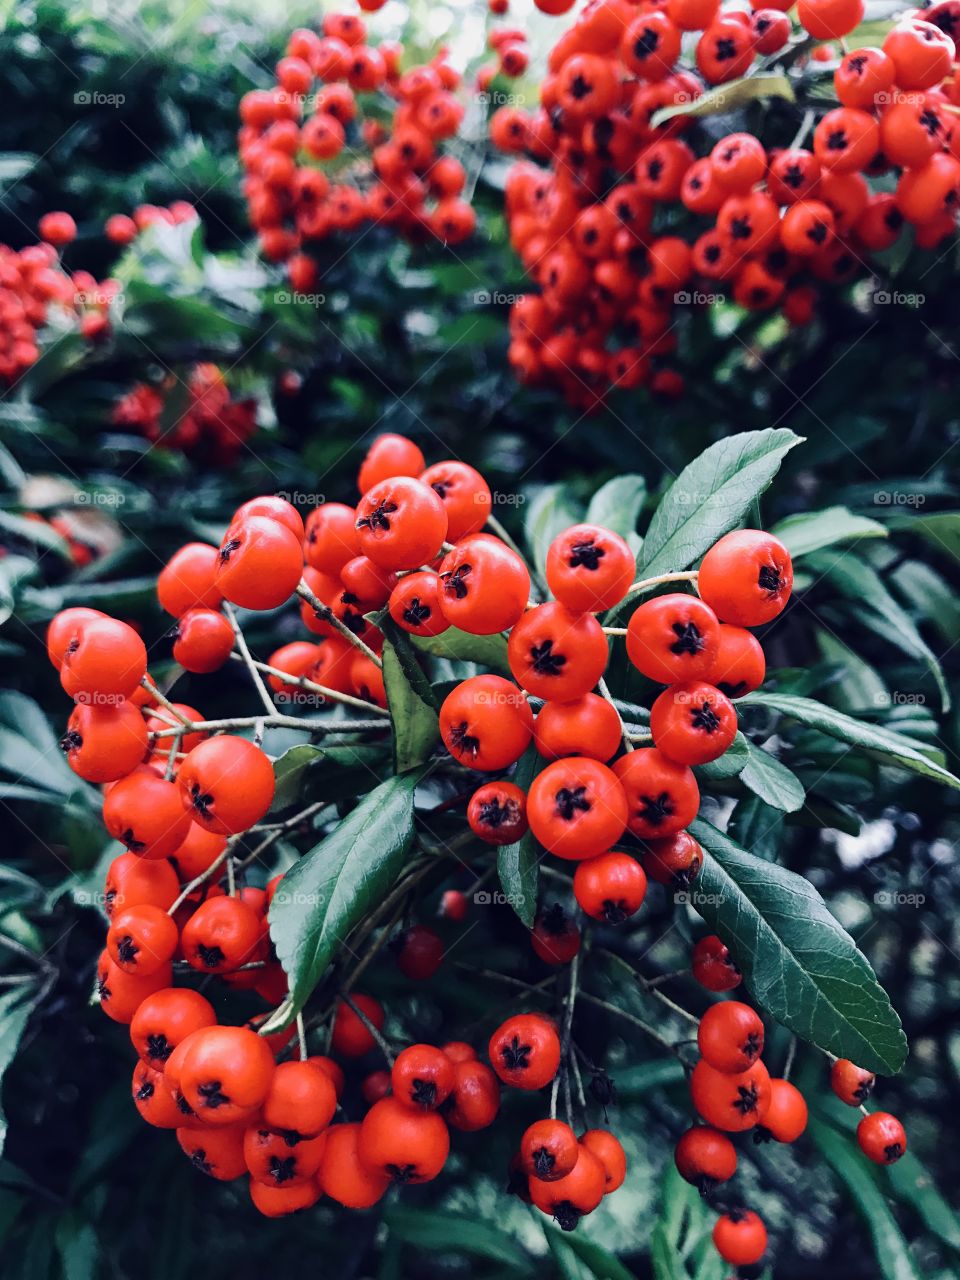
739;740;806;812
740;692;960;790
269;771;419;1019
808;1118;921;1280
381;634;440;773
496;746;542;928
771;505;887;557
690;818;908;1073
639;429;802;578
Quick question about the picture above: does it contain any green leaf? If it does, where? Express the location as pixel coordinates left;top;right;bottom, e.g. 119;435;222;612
650;73;794;128
639;430;802;578
526;484;582;580
690;818;908;1074
740;692;960;791
384;1208;532;1272
497;746;543;929
815;629;889;714
694;731;749;781
808;1118;922;1280
739;740;806;813
650;1165;724;1280
270;743;387;812
893;510;960;560
771;506;887;558
547;1232;638;1280
381;635;440;773
411;626;511;676
586;475;646;553
810;552;949;711
268;771;419;1018
0;987;38;1156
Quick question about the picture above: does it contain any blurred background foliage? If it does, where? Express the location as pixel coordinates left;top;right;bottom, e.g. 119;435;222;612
0;0;958;1277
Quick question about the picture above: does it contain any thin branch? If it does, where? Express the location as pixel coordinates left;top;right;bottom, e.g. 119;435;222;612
296;580;382;668
340;992;394;1065
229;653;387;715
223;601;274;714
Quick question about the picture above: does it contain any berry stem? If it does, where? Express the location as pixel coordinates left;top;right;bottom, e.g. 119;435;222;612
296;580;383;668
783;1034;797;1081
141;677;192;725
296;1012;307;1061
625;570;699;597
223;601;276;713
568;1041;587;1118
597;677;631;752
228;653;388;715
149;713;388;739
340;991;395;1065
485;512;546;598
164;731;182;781
602;627;628;636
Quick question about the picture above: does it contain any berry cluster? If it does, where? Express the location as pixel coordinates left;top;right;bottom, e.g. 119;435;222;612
490;0;960;407
239;9;476;286
53;431;907;1249
0;214;119;382
104;199;199;246
112;363;259;463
